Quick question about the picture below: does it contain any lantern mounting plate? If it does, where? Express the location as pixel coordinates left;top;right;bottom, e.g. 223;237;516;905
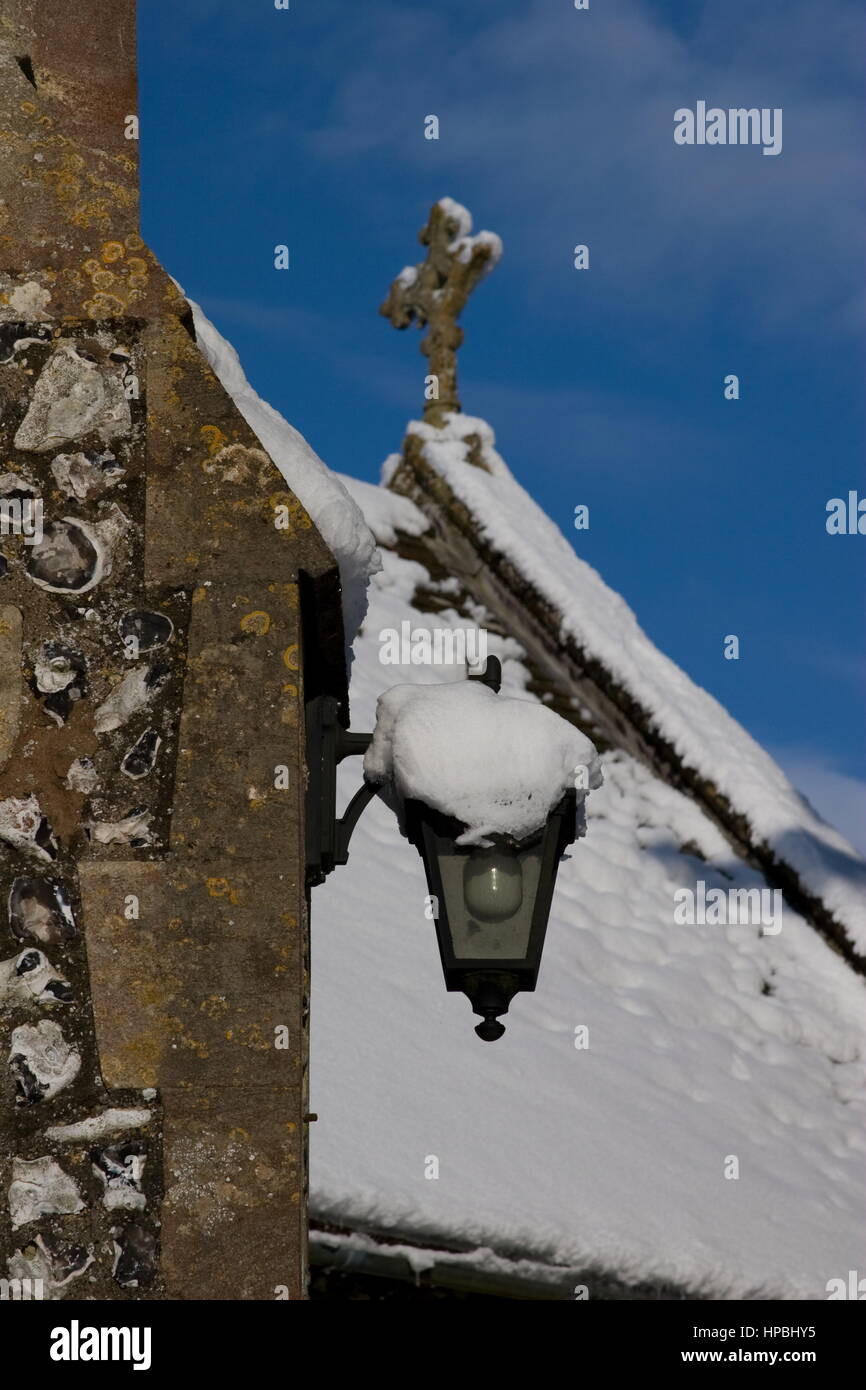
305;694;374;886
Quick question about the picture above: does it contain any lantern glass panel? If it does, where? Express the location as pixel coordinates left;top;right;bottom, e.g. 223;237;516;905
436;840;543;961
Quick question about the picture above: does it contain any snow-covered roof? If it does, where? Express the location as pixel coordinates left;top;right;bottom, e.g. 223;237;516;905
194;302;866;1298
310;486;866;1297
390;412;866;965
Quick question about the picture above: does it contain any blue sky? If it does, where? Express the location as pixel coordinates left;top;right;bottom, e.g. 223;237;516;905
138;0;865;847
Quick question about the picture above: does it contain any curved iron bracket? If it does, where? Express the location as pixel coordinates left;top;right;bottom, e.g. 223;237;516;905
305;657;502;887
306;694;375;886
334;781;378;867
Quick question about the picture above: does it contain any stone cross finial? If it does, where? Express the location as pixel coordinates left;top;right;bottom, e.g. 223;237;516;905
380;198;502;426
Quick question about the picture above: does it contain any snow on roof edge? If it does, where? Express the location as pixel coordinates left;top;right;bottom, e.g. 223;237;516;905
309;1225;737;1299
181;291;382;656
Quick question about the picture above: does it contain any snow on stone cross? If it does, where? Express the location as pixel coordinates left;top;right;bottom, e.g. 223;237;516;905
380;198;503;426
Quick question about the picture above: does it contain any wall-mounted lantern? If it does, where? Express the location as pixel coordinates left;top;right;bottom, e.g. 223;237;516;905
403;784;576;1039
306;659;581;1040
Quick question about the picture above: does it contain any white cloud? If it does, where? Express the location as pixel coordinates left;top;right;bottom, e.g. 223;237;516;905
772;747;866;855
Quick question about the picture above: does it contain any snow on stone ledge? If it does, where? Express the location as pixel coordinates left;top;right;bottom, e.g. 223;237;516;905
406;412;511;480
364;679;602;845
185;293;381;652
403;412;866;950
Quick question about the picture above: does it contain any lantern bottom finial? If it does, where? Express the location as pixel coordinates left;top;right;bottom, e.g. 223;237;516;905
464;972;520;1043
475;1015;507;1042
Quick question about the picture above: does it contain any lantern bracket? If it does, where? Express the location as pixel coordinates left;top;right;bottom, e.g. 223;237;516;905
305;694;375;886
306;658;502;887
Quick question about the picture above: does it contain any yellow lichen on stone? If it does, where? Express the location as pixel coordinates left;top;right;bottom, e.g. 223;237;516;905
199;996;230;1019
71;199;113;229
46;169;81;202
84;291;126;316
239;611;271;636
206;877;240;905
232;1024;271;1054
200;424;227;455
179;1033;209;1060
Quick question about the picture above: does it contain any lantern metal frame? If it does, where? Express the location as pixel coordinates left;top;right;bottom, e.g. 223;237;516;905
402;789;577;1039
